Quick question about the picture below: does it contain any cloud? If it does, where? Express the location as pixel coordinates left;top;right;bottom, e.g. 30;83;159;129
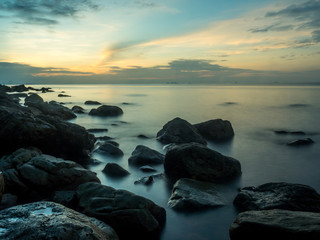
249;24;294;33
134;0;158;8
0;0;99;25
312;30;320;42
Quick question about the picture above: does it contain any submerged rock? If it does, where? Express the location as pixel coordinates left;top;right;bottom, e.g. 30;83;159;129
0;201;119;240
58;93;71;97
164;143;241;183
156;117;206;145
87;128;109;133
103;163;130;177
234;182;320;213
128;145;164;166
287;138;314;146
168;178;225;210
274;130;306;135
72;105;85;114
85;100;101;105
89;105;123;117
76;182;166;239
134;173;164;185
229;209;320;240
97;143;123;157
194;119;234;141
140;165;157;172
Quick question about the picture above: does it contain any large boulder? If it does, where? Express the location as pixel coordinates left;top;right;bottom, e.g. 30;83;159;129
128;145;164;166
0;201;119;240
89;105;123;117
76;182;166;239
168;178;225;210
0;84;11;92
103;163;130;177
0;107;95;162
229;209;320;240
164;143;241;182
156;117;206;145
0;92;23;109
0;148;100;201
24;93;44;104
234;182;320;212
97;143;123;157
194;119;234;141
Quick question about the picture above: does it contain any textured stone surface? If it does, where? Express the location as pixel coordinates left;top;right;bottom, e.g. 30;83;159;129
128;145;164;166
194;119;234;141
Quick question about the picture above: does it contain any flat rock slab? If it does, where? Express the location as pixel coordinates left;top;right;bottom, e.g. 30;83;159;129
230;209;320;240
168;178;225;210
0;201;119;240
234;182;320;212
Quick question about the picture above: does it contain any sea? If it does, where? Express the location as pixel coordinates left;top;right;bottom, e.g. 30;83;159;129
24;84;320;240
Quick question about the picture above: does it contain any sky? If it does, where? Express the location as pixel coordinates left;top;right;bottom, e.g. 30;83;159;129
0;0;320;84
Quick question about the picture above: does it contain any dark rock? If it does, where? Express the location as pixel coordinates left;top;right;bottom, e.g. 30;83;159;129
85;100;101;105
96;136;114;141
25;93;44;104
58;93;71;97
0;107;95;162
103;141;119;147
234;182;320;213
274;130;306;135
140;165;157;172
0;193;18;210
134;173;164;185
10;93;28;98
89;105;123;117
164;142;241;183
72;105;85;114
168;178;225;210
0;201;119;240
156;117;206;145
128;145;164;166
194;119;234;141
0;92;22;109
53;190;77;209
0;172;4;201
87;128;109;133
287;138;314;146
0;84;11;92
0;148;100;200
76;182;166;239
229;209;320;240
137;134;149;139
97;143;123;157
103;163;130;177
10;84;28;92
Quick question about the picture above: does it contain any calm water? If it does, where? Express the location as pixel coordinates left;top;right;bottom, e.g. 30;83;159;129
28;85;320;240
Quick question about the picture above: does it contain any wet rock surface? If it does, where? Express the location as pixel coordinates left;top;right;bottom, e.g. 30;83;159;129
89;105;123;117
194;119;234;141
128;145;164;166
102;163;130;177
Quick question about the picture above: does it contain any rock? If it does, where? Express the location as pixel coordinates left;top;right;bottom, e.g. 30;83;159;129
76;182;166;239
168;178;225;210
0;148;100;200
0;84;11;92
85;100;101;105
0;107;95;162
25;93;44;104
0;172;4;201
164;142;241;182
229;209;320;240
10;93;28;98
156;117;206;145
58;93;71;97
234;182;320;212
137;134;150;139
0;92;22;109
10;84;29;92
53;190;77;209
102;163;130;177
194;119;234;141
103;141;119;147
87;128;109;133
140;165;157;172
0;193;18;210
89;105;123;117
134;173;164;185
287;138;314;146
274;130;306;135
96;136;114;141
0;201;119;240
128;145;164;166
72;105;85;114
97;143;123;157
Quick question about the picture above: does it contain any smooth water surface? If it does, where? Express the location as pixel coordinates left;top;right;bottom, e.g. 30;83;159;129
29;85;320;240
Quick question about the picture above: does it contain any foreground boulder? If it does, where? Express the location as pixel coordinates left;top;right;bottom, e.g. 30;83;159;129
229;209;320;240
0;148;100;201
0;107;95;162
234;182;320;212
194;119;234;141
156;117;206;145
164;143;241;182
0;201;119;240
76;182;166;239
168;178;225;210
128;145;164;166
89;105;123;117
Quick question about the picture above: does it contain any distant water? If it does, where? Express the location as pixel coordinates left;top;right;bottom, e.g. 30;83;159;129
27;85;320;240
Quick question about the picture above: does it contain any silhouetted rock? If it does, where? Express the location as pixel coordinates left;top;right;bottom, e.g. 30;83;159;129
274;130;306;135
164;143;241;182
229;209;320;240
89;105;123;117
234;182;320;213
0;193;18;210
58;93;71;97
72;105;85;113
0;201;119;240
10;93;28;98
10;84;28;92
194;119;234;141
25;93;44;104
53;190;77;209
0;84;11;92
287;138;314;146
0;172;4;202
76;182;166;239
103;163;130;177
97;143;123;157
87;128;109;133
168;178;225;210
140;165;157;172
0;148;100;201
0;92;22;109
85;100;101;105
137;134;150;139
128;145;164;166
156;117;206;145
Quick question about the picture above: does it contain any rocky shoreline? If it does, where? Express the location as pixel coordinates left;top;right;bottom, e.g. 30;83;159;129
0;84;319;239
